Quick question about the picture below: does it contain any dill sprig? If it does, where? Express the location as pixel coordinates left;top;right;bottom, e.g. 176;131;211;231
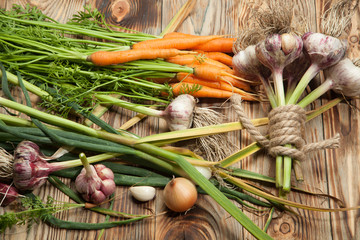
0;195;81;233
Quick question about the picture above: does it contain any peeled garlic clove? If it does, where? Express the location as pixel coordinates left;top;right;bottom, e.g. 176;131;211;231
194;166;212;180
129;186;156;202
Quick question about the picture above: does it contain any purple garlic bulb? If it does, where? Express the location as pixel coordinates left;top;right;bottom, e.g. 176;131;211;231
256;33;303;72
162;94;196;131
75;154;115;204
12;141;71;192
0;182;21;206
324;58;360;97
302;32;347;69
12;141;58;191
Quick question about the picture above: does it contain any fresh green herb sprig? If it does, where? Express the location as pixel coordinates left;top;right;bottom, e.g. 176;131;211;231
0;4;179;117
0;195;80;233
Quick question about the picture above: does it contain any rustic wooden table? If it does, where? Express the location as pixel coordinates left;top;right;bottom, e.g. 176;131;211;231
0;0;359;239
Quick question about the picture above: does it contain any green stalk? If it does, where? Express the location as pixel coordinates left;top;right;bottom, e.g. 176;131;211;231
273;70;286;106
219;141;262;168
114;60;194;73
0;69;50;98
282;156;292;192
281;64;321;192
220;171;360;212
95;94;164;117
51;152;121;170
0;15;134;44
0;97;100;137
137;118;269;145
0;34;87;60
263;207;275;232
298;79;333;108
273;70;289;190
275;156;283;188
258;74;277;108
0;98;271;239
286;64;320;105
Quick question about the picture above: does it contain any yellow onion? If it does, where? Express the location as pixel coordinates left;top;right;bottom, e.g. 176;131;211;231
163;177;197;212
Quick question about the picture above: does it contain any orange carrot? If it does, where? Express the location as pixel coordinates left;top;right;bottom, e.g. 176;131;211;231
162;32;195;38
176;72;252;96
191;38;236;53
196;51;233;67
88;49;194;66
192;65;252;91
132;35;223;50
166;54;231;70
170;82;257;100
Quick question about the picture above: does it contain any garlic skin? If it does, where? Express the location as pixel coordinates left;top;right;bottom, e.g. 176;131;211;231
162;94;196;131
302;32;347;69
0;182;20;207
324;58;360;97
129;186;156;202
75;164;116;204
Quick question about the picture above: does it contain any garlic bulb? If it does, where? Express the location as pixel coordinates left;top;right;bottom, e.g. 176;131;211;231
75;154;116;204
232;45;267;80
324;58;360;97
162;94;196;131
302;32;347;69
256;33;303;72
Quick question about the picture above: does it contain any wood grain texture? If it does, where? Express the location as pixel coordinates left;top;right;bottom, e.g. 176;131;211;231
0;0;360;239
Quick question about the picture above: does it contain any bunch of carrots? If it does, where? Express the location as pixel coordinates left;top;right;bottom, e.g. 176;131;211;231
88;32;258;100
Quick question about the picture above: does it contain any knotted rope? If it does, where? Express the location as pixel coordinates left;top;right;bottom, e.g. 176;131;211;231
231;95;340;161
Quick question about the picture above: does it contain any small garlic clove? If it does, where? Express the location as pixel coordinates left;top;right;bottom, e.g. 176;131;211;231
281;33;297;55
129;186;156;202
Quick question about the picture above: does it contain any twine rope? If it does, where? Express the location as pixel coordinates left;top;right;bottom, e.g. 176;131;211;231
230;95;340;161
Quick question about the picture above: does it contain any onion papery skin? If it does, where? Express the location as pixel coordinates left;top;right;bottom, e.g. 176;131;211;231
163;177;198;212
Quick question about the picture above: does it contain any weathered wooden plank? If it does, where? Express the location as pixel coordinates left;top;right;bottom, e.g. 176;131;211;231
0;0;84;23
315;1;360;239
87;0;163;34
